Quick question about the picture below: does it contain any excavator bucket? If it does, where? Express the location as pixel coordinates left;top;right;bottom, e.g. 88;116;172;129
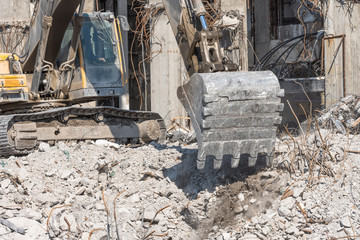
177;71;284;169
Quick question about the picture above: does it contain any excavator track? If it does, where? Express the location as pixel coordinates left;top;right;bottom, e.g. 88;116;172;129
177;71;284;169
0;115;23;156
0;106;166;156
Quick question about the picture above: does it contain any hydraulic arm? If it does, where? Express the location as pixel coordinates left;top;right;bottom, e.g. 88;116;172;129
163;0;284;169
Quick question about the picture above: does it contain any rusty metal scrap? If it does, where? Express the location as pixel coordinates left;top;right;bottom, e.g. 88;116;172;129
46;204;72;232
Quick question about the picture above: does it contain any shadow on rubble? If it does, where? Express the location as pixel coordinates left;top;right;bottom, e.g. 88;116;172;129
161;145;271;200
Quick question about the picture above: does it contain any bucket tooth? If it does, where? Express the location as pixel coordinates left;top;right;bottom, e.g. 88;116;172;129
214;143;224;169
223;142;240;157
248;156;258;167
178;71;282;169
239;140;256;158
214;159;223;169
231;157;241;168
223;141;241;168
197;142;209;163
277;89;285;97
197;159;206;170
276;103;285;112
196;142;223;169
274;116;283;125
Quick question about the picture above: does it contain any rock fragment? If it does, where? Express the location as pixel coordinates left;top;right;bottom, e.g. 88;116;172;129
39;142;51;152
285;225;298;234
340;217;351;228
1;179;11;189
238;193;245;202
45;169;57;177
60;170;72;180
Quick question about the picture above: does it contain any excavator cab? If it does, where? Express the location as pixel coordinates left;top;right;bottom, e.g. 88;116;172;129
81;16;116;65
57;12;128;106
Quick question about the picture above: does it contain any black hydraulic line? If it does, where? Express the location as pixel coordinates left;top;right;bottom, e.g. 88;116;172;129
254;33;312;70
277;37;315;76
30;0;55;98
17;0;39;63
254;33;317;71
253;35;306;70
274;38;305;67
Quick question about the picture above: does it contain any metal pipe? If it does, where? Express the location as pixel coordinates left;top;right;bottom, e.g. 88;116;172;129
30;0;55;98
117;0;129;110
199;15;208;30
192;0;208;30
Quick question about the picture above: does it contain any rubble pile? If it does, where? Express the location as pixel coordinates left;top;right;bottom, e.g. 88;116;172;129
210;131;360;239
0;140;287;240
318;95;360;134
207;96;360;239
0;141;201;239
0;96;360;240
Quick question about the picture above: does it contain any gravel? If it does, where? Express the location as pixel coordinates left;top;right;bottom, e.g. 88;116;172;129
0;96;360;239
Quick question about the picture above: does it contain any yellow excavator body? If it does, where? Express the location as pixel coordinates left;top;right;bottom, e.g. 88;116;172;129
0;53;28;102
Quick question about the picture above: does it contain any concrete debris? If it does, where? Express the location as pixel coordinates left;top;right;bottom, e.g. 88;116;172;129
318;95;360;133
168;129;197;144
93;139;121;149
237;193;245;202
38;142;51;152
0;97;359;239
340;217;352;228
214;10;243;30
0;179;11;189
0;217;26;235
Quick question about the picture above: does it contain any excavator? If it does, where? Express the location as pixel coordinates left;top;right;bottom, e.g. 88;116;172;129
0;0;283;170
0;0;165;156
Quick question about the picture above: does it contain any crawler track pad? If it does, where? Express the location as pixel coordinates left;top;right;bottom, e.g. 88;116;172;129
177;71;284;169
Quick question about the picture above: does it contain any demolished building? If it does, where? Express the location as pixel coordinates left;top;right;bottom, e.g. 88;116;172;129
0;0;359;126
1;1;360;239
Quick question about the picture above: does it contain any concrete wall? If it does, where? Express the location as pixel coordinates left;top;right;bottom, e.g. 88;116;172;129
251;0;324;127
252;0;321;63
252;0;360;109
0;0;34;53
324;1;360;106
254;0;271;60
150;13;187;125
0;0;31;25
83;0;96;12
